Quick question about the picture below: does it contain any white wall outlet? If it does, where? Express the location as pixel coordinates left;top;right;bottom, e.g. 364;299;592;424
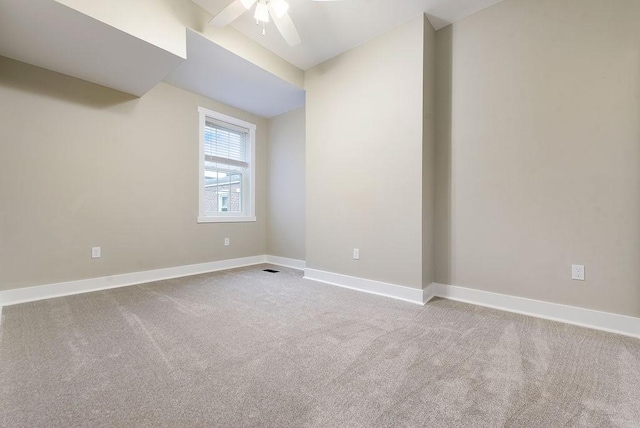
224;238;230;246
353;248;360;260
571;264;585;281
91;247;101;259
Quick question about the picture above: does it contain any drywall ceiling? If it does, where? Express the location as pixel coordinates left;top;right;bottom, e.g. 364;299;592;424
0;0;304;117
165;30;305;118
0;0;184;97
192;0;506;70
0;0;505;117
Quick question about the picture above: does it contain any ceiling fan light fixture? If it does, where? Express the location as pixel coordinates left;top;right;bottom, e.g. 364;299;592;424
240;0;256;9
270;0;289;18
254;0;269;22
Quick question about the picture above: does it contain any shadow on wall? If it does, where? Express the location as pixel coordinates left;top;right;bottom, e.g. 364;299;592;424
434;25;453;284
0;56;138;110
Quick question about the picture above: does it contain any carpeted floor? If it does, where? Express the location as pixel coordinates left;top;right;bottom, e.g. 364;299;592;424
1;264;639;427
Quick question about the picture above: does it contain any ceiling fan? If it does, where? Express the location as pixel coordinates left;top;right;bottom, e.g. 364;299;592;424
210;0;343;47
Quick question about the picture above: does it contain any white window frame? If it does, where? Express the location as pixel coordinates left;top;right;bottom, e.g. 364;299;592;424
197;106;256;223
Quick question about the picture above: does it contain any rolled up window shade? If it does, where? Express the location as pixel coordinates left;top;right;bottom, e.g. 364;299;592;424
204;118;248;169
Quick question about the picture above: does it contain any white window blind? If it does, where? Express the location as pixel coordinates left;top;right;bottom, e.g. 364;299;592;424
204;118;248;170
198;106;256;223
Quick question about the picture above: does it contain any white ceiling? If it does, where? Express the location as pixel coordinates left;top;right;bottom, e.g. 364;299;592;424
0;0;304;117
165;30;305;118
0;0;184;97
195;0;506;70
0;0;506;118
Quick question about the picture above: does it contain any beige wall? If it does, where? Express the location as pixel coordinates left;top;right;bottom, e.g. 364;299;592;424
305;15;428;289
434;24;453;294
0;56;267;291
422;15;436;288
4;0;638;320
267;107;306;261
435;0;640;317
55;0;189;58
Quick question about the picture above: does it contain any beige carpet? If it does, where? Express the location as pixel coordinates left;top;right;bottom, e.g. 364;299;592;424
1;264;639;427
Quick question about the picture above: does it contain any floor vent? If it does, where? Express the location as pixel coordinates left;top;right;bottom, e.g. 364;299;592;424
263;269;279;273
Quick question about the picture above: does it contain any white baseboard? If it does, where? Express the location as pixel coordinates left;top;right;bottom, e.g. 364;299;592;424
2;258;637;339
303;268;424;305
265;255;306;270
432;283;640;339
423;283;437;304
300;269;639;338
0;255;267;308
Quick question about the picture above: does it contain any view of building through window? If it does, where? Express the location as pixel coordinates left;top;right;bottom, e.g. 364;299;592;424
201;117;247;217
204;172;242;214
198;106;255;222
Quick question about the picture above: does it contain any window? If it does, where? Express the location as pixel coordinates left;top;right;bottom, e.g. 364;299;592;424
218;193;229;212
198;107;256;223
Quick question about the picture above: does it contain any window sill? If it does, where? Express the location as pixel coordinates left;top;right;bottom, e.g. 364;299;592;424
198;216;256;223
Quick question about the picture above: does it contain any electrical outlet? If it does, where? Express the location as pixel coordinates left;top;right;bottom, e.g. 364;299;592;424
571;264;585;281
91;247;101;259
353;248;360;260
224;238;230;246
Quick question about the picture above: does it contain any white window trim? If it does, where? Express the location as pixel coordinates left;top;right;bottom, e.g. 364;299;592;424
197;106;256;223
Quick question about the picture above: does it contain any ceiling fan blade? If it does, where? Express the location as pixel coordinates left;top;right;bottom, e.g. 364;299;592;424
211;0;254;27
269;9;301;46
